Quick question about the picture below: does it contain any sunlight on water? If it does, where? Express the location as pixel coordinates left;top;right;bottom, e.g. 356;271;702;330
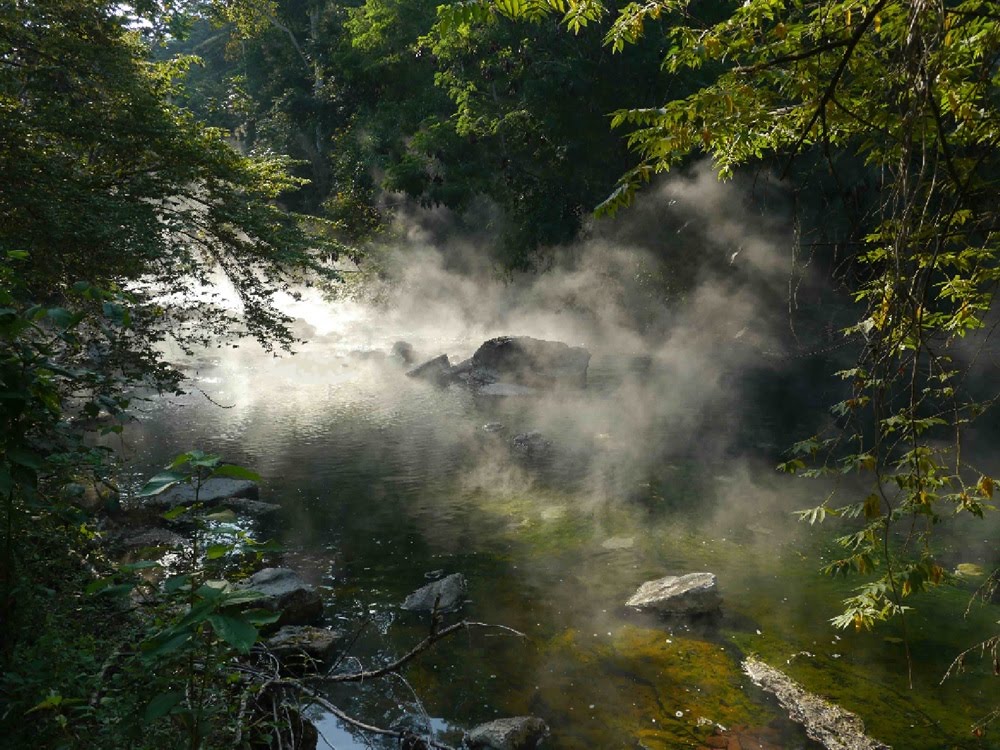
117;317;1000;750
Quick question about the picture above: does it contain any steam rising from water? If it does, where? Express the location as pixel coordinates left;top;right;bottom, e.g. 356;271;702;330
135;165;999;749
149;162;854;579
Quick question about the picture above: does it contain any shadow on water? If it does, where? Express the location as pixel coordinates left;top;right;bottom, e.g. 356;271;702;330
112;339;1000;750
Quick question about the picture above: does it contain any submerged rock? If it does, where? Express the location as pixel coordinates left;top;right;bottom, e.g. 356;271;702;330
144;477;259;511
466;716;549;750
406;354;451;384
401;573;467;613
511;431;552;460
471;336;591;388
482;422;505;433
626;572;721;615
742;656;892;750
237;568;323;626
478;383;538;397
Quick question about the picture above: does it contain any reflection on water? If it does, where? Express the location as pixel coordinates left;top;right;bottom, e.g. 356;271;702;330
114;336;999;750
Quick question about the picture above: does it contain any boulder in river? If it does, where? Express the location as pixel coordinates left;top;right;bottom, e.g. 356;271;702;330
470;336;590;388
392;340;416;364
406;354;451;384
402;573;467;613
466;716;549;750
626;572;721;615
237;568;323;626
742;656;892;750
143;477;259;511
219;497;281;519
266;625;342;670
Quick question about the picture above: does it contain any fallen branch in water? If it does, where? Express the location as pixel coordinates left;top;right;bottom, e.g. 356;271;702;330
237;619;527;749
314;619;526;684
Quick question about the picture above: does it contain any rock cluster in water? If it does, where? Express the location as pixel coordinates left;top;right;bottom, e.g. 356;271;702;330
405;335;591;393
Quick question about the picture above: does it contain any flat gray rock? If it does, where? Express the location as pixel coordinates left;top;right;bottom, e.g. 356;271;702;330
145;477;259;510
402;573;467;613
466;716;549;750
220;497;281;518
743;657;891;750
117;528;186;549
406;354;451;383
237;568;323;626
266;625;342;669
626;572;721;615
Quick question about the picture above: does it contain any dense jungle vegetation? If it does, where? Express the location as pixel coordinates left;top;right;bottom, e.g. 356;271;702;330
1;0;998;746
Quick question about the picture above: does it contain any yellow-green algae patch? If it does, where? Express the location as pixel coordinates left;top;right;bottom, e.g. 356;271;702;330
518;625;772;748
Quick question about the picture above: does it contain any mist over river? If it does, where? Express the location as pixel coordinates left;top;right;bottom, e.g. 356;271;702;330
112;172;999;749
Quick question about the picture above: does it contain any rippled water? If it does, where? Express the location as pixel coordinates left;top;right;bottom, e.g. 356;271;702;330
114;331;999;750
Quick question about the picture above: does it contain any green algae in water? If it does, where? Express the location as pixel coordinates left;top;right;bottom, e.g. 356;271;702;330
522;626;771;749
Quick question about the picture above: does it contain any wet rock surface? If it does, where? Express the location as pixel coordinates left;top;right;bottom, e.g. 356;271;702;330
466;716;549;750
406;354;451;383
401;572;467;612
742;657;891;750
392;340;415;364
626;572;721;615
265;625;342;670
510;431;552;460
143;477;259;510
219;497;281;518
237;567;323;626
470;336;590;388
116;527;186;550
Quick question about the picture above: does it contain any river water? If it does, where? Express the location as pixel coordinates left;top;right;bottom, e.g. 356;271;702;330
113;316;999;749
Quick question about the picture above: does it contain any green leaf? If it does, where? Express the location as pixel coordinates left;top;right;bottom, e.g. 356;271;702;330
217;589;265;606
144;691;184;723
239;608;282;626
162;504;190;520
210;464;261;482
7;449;45;470
164;574;192;593
137;471;187;497
142;630;193;659
207;614;258;652
47;307;82;329
203;509;237;523
205;543;231;560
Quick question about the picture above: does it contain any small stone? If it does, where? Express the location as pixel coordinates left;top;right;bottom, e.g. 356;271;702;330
466;716;549;750
402;573;467;613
